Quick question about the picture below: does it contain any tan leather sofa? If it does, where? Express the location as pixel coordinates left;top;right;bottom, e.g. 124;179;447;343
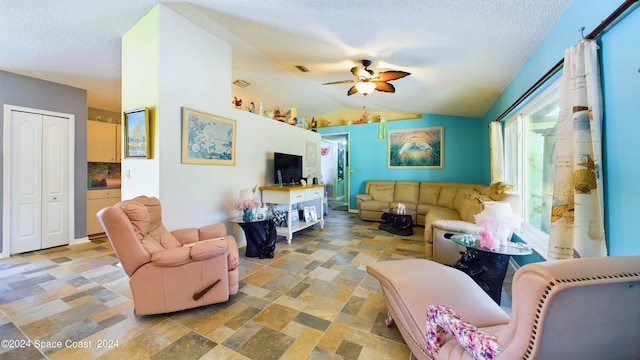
355;180;519;260
367;255;640;360
97;196;240;317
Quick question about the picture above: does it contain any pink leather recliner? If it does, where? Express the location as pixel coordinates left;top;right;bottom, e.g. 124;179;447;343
97;195;240;317
367;255;640;359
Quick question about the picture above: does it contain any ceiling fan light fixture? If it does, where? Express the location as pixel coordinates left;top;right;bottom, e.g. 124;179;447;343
355;82;376;95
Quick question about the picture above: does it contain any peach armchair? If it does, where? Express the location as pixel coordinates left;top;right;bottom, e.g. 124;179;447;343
367;255;640;359
97;195;240;317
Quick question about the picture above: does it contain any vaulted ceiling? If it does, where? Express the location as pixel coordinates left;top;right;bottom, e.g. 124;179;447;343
0;0;573;119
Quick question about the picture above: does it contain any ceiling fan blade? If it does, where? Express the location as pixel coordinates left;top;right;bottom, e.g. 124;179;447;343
377;70;411;82
347;86;358;96
375;82;396;93
322;79;356;85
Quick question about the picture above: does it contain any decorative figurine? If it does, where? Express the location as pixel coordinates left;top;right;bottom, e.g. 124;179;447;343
311;117;317;132
233;96;242;108
273;107;286;122
259;102;265;117
247;101;256;113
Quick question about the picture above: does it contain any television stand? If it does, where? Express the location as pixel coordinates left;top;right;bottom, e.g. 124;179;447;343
259;184;325;244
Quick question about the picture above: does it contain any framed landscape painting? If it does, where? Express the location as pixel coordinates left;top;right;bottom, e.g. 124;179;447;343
181;107;236;165
388;126;443;169
124;107;150;159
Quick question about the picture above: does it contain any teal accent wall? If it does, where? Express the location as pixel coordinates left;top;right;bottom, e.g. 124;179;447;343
600;5;640;256
484;0;640;256
319;113;486;210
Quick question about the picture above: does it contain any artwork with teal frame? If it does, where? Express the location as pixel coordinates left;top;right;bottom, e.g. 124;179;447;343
181;107;236;165
388;126;443;168
124;107;150;158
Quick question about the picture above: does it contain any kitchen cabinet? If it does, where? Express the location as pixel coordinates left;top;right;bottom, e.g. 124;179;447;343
88;120;121;162
86;188;121;235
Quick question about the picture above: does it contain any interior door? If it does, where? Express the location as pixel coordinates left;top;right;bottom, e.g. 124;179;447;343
9;111;42;253
41;114;70;248
8;110;70;253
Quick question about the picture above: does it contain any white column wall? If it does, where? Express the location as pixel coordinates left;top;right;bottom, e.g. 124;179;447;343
122;4;321;244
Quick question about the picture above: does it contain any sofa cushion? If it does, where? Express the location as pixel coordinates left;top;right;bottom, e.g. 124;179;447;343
419;184;441;205
359;200;392;212
437;187;459;208
394;181;419;204
425;207;461;223
369;184;395;203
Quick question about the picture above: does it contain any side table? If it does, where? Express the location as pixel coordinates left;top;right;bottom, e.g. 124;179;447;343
379;208;416;236
230;217;276;258
447;233;532;304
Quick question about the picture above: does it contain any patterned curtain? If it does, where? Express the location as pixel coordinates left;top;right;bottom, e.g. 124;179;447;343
489;121;504;183
548;39;607;259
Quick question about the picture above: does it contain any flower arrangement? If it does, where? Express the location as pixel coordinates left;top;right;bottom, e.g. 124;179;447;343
234;198;260;210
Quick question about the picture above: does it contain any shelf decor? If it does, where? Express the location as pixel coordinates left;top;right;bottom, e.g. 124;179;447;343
388;126;443;169
124;107;151;159
181;107;236;165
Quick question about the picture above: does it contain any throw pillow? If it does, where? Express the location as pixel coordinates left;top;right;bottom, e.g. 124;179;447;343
458;191;482;223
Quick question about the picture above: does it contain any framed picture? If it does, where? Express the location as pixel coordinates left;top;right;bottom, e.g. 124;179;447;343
306;141;318;168
388;126;443;169
181;107;236;165
304;206;318;222
124;107;150;158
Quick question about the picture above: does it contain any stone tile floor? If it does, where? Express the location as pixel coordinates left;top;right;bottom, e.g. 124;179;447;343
0;210;513;359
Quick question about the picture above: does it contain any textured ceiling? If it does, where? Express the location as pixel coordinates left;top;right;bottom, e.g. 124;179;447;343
0;0;573;118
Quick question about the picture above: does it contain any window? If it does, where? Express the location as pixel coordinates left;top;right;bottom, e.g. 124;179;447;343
504;80;559;258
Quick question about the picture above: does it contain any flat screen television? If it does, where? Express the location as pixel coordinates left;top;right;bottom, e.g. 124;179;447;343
274;152;303;185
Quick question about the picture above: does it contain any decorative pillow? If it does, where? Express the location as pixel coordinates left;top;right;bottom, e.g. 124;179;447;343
426;305;502;360
453;188;476;210
369;185;394;202
458;191;482;222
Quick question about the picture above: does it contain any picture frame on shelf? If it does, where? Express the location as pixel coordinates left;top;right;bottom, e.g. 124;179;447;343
124;107;151;159
388;126;443;169
304;206;318;222
181;107;236;165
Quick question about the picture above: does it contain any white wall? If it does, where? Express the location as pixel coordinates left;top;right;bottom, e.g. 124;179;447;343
122;5;321;245
121;6;161;199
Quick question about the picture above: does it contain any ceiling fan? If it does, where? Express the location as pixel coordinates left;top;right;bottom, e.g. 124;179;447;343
322;59;411;96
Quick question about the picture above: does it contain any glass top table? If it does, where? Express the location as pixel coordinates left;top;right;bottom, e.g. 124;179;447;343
450;234;533;256
382;208;416;216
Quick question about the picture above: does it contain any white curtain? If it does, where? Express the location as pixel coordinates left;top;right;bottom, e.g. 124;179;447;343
548;39;606;260
489;121;504;183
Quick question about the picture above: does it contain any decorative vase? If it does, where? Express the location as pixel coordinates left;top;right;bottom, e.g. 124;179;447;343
243;208;253;222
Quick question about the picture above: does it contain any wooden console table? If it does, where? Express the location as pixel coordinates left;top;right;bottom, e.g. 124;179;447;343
260;184;325;243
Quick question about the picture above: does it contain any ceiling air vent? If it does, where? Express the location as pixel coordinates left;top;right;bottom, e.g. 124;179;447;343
295;65;309;73
233;79;250;88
